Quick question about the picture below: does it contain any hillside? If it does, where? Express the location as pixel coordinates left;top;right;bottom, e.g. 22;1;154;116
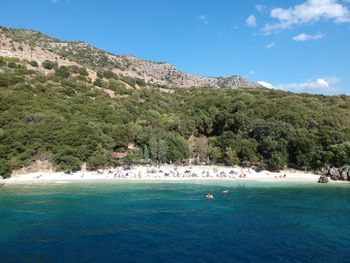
0;26;262;89
0;51;349;178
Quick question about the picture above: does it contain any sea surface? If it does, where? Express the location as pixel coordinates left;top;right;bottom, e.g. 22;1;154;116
0;181;349;263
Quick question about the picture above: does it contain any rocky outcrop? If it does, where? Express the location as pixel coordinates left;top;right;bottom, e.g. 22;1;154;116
12;160;55;175
318;176;329;183
217;76;263;89
0;26;262;90
319;165;350;182
329;167;340;181
340;165;350;181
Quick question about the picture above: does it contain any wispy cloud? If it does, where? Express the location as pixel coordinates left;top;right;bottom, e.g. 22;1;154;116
293;33;325;41
246;15;257;27
255;4;266;13
198;14;208;25
266;43;275;49
263;0;350;33
259;77;340;93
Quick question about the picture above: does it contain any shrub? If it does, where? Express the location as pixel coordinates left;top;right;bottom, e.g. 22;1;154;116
42;60;57;70
7;62;18;68
0;72;24;87
67;65;89;76
55;66;70;79
78;67;88;76
103;70;117;79
93;78;103;87
57;156;81;173
1;56;20;63
0;57;6;66
29;60;38;67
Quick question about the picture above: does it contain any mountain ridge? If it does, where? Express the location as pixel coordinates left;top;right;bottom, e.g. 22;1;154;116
0;26;262;89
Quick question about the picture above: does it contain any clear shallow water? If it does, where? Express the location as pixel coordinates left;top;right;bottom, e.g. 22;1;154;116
0;181;349;263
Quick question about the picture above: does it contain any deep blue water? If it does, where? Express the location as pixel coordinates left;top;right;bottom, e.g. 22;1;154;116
0;181;349;263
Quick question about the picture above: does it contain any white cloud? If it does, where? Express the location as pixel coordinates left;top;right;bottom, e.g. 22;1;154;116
255;4;267;13
266;42;275;49
279;78;331;90
293;33;325;41
246;15;257;27
259;77;339;93
258;81;273;88
263;0;350;33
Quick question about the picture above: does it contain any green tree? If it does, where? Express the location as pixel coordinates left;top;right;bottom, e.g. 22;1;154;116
149;137;167;163
87;145;109;170
266;151;287;171
224;147;239;166
0;158;11;178
143;144;150;162
208;146;222;163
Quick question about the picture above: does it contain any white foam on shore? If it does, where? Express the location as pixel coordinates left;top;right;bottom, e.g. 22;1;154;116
3;165;345;185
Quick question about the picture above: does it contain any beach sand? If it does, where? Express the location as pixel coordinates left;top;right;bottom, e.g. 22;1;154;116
3;165;347;185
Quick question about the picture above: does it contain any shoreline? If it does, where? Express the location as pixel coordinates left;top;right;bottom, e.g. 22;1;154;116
2;165;349;185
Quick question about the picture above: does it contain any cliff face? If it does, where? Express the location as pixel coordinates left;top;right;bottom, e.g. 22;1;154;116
0;26;262;89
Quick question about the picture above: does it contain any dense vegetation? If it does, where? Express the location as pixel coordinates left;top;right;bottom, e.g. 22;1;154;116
0;56;349;178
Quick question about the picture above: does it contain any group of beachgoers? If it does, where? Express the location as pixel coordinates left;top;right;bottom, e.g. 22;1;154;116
3;164;328;185
105;166;251;180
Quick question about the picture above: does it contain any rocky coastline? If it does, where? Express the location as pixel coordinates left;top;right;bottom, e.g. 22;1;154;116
317;165;350;183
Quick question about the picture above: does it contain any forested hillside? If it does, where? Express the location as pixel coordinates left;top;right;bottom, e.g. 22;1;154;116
0;55;349;178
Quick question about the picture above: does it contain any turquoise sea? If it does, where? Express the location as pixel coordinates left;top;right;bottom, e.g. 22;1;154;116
0;181;349;262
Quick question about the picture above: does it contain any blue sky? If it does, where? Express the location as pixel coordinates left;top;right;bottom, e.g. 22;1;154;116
1;0;350;94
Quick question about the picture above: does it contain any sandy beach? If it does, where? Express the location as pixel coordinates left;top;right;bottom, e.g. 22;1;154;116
2;165;347;185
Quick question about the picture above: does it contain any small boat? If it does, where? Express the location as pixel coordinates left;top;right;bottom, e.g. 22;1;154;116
205;193;214;199
222;190;229;194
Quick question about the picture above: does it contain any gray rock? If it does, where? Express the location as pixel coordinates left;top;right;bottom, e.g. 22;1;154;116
329;167;340;180
340;165;350;181
320;166;330;176
318;176;329;183
340;171;348;181
339;166;349;181
340;165;349;171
